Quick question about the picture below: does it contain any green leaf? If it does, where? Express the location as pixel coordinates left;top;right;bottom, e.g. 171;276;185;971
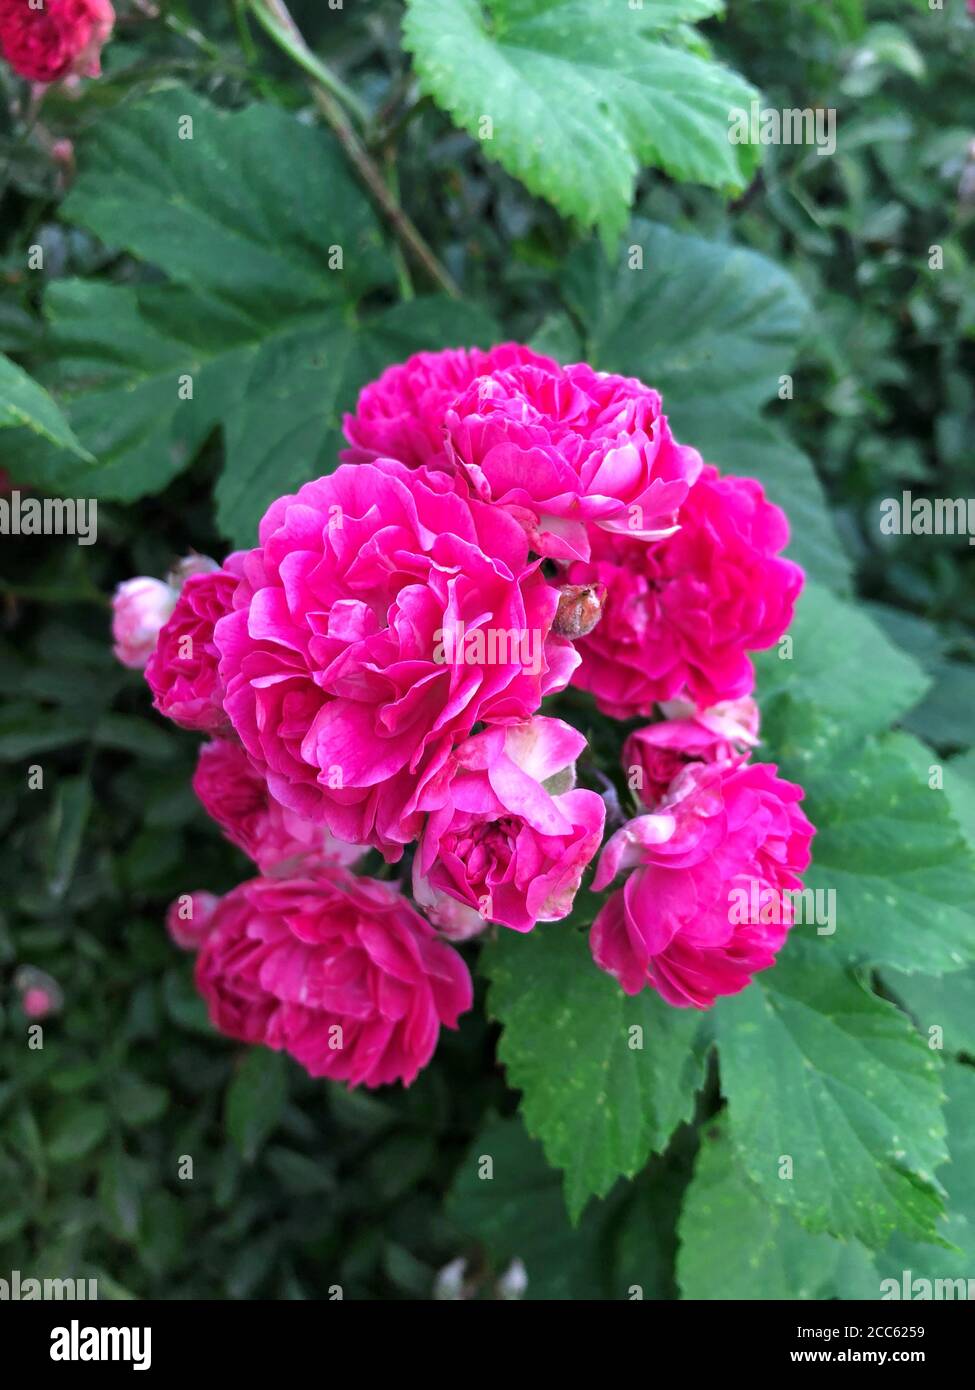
98;1148;144;1242
873;1062;975;1298
403;0;759;245
754;581;930;750
46;774;92;900
447;1112;612;1299
564;218;807;424
15;86;499;546
46;1099;110;1164
883;967;975;1059
215;295;500;545
790;733;975;976
678;1117;859;1299
485;923;707;1221
0;352;91;458
716;940;948;1248
60;86;391;311
562;219;850;590
225;1049;288;1163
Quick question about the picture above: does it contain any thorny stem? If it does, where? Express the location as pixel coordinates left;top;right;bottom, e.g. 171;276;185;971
249;0;460;299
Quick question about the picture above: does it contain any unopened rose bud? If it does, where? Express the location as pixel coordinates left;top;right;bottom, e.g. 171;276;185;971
167;553;220;588
413;874;489;942
433;1256;471;1301
15;966;62;1020
552;583;604;639
496;1257;527;1300
166;891;220;952
112;576;177;670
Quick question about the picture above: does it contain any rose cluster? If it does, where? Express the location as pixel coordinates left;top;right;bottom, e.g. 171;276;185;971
113;342;813;1087
0;0;114;85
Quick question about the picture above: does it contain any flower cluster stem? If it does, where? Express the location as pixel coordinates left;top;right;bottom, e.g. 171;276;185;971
248;0;459;299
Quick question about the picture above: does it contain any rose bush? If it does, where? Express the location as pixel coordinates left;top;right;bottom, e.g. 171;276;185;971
5;0;972;1306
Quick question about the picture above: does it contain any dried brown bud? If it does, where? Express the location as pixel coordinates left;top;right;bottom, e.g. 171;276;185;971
552;583;605;639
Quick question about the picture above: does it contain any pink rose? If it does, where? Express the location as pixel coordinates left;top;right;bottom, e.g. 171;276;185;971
342;343;558;470
146;561;242;733
591;760;814;1008
111;576;177;670
215;460;578;859
413;717;606;932
0;0;114;84
165;890;220;952
192;738;365;875
569;465;804;715
445;362;702;561
623;696;760;809
195;872;473;1088
15;965;62;1019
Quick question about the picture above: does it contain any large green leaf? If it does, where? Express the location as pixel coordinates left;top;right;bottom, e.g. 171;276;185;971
716;940;948;1248
0;352;90;458
61;85;391;311
792;734;975;976
872;1062;975;1299
678;1117;863;1299
562;219;850;590
447;1112;612;1298
13;86;499;546
884;967;975;1059
754;581;929;750
403;0;759;246
485;922;708;1221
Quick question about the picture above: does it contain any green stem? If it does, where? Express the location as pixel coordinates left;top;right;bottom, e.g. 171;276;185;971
248;0;369;127
247;0;460;299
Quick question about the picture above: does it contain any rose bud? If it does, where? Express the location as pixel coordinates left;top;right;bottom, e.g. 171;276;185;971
552;583;605;639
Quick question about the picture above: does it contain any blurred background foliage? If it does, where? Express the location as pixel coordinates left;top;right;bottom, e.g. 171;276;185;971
0;0;973;1298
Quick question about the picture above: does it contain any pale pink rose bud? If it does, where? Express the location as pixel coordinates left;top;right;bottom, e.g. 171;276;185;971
433;1257;471;1301
552;583;605;639
111;576;177;670
413;873;489;942
167;552;220;588
496;1257;528;1301
15;966;62;1019
165;891;220;952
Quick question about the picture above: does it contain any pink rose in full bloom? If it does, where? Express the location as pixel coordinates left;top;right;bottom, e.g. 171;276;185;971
146;561;242;733
215;459;578;859
445;362;702;561
111;577;177;670
342;343;558;470
413;717;606;932
192;738;365;875
623;696;760;809
195;872;473;1088
569;465;804;715
590;760;814;1008
165;890;220;952
0;0;114;84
